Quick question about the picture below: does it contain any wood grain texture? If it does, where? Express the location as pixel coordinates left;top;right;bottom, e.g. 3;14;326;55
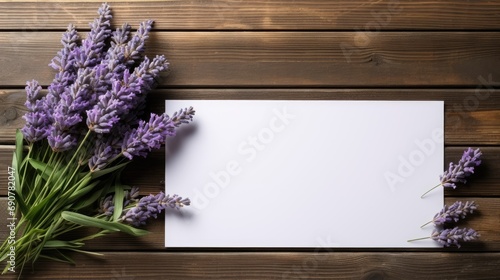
3;89;499;145
0;197;497;252
1;1;500;31
1;252;500;279
1;32;499;87
1;146;499;197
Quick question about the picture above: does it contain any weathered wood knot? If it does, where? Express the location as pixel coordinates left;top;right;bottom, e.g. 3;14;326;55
0;107;18;124
363;270;387;280
370;54;383;66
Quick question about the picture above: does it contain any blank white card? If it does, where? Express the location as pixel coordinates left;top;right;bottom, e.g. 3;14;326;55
165;100;444;248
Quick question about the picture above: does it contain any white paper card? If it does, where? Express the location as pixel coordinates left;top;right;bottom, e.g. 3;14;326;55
165;100;444;248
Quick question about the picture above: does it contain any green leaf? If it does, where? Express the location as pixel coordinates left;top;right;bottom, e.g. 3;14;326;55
39;251;75;265
12;130;24;198
91;162;129;179
112;184;125;221
24;189;60;222
44;240;84;249
28;158;55;182
15;129;23;166
67;179;99;202
71;185;107;211
61;211;150;237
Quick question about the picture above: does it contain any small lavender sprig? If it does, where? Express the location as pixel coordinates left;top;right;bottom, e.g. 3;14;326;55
48;24;80;103
21;80;52;143
421;201;478;228
122;192;190;227
421;147;482;198
121;107;195;160
74;3;112;69
408;227;480;248
98;186;140;216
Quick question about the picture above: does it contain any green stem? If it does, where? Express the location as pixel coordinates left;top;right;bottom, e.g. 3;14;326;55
420;220;434;228
407;236;431;242
51;130;92;192
421;183;442;198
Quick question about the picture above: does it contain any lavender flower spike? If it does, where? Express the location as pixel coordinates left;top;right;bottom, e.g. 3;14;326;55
408;227;480;248
421;201;478;228
21;80;52;143
122;192;190;226
121;108;195;160
421;147;482;198
431;227;480;248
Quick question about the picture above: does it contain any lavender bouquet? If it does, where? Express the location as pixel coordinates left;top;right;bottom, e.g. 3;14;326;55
0;3;193;275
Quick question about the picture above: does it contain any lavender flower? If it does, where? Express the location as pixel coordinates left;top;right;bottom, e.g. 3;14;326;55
421;148;482;198
98;186;140;216
124;186;140;207
88;139;118;171
122;192;190;226
422;201;478;227
48;24;80;103
431;227;480;248
441;148;482;188
74;3;112;69
98;195;114;216
121;107;195;160
86;55;169;134
21;80;52;143
123;20;153;66
408;227;480;248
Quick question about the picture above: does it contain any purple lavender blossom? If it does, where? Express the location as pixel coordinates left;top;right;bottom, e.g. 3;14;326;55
88;140;116;171
124;186;140;207
48;24;80;103
440;148;482;189
98;186;140;216
21;80;53;143
74;3;112;69
431;227;480;248
86;55;169;134
421;147;482;198
98;195;114;216
422;201;478;227
122;192;190;226
123;20;153;66
121;108;195;160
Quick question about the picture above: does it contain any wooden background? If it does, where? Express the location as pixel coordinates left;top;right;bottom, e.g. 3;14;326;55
1;0;500;279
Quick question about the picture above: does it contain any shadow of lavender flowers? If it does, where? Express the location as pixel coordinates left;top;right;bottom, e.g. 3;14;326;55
165;122;199;164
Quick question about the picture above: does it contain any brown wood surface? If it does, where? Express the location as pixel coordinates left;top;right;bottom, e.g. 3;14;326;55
0;252;498;280
1;1;500;31
1;32;499;87
0;1;499;279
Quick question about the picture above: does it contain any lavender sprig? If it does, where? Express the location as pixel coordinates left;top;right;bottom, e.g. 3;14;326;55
408;227;480;248
74;3;112;69
421;148;482;198
421;201;478;228
120;107;195;160
433;227;479;248
122;192;190;227
21;80;52;143
98;186;140;216
48;24;80;103
86;55;169;134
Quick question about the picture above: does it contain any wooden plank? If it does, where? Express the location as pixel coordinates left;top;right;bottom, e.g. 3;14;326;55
1;252;500;279
1;89;500;145
1;32;499;87
1;1;500;31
